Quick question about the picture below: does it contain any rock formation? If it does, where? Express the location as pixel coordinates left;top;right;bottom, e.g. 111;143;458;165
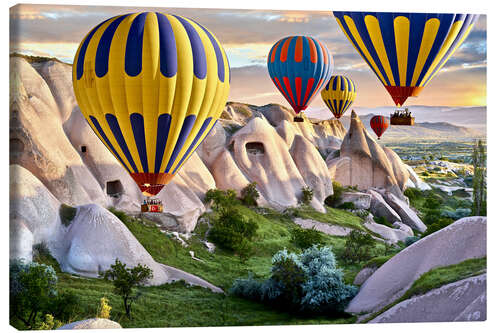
346;216;486;314
57;318;122;330
370;274;486;323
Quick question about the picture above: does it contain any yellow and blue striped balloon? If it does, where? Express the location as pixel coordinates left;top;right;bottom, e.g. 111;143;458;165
72;12;230;196
333;12;478;106
321;75;356;119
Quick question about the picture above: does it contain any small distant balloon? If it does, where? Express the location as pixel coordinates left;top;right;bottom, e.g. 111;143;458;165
267;36;333;116
321;75;356;119
370;115;389;139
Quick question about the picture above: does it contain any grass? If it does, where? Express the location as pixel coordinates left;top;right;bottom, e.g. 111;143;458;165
290;206;366;232
362;255;395;269
361;257;486;323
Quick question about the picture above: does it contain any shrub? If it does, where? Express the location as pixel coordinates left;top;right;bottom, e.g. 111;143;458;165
421;171;430;177
240;182;260;207
97;297;111;319
422;217;454;237
404;236;420;247
230;246;357;315
47;291;79;323
37;314;62;330
441;208;472;220
290;227;324;249
404;187;423;205
10;259;58;329
341;230;376;263
100;259;153;319
337;202;355;210
301;186;314;205
204;188;239;213
331;181;345;201
59;204;77;226
423;197;442;209
354;209;370;219
208;207;258;260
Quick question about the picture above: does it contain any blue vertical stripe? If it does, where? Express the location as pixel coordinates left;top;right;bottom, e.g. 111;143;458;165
125;12;148;77
165;114;196;173
156;13;177;78
95;14;129;78
105;114;139;173
130;113;149;172
88;116;130;173
154;114;172;173
173;15;207;80
193;20;226;82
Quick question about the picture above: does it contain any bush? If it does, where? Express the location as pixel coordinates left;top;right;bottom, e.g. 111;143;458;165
337;202;355;210
59;204;77;227
441;208;472;220
240;182;260;207
422;217;454;237
100;259;153;319
301;186;314;205
421;171;430;177
404;188;423;205
341;230;376;264
290;227;324;249
423;197;442;209
10;259;58;329
208;207;258;260
204;188;239;213
230;246;357;315
97;297;112;319
404;236;420;247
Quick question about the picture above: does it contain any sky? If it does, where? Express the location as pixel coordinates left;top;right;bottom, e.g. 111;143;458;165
9;4;487;109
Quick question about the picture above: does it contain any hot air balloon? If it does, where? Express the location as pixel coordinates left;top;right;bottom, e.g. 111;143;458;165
370;115;389;139
267;36;333;122
72;12;230;198
333;12;479;120
321;75;356;119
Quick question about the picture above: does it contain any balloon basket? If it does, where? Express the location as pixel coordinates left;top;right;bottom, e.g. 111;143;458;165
294;117;304;123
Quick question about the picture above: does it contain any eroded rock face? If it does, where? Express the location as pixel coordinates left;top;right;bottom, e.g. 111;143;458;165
290;135;333;205
346;216;486;314
385;192;426;232
50;204;170;285
368;189;402;223
353;267;377;286
364;214;413;244
230;117;320;210
57;318;122;330
10;164;62;261
370;274;486;323
338;191;371;210
337;111;409;191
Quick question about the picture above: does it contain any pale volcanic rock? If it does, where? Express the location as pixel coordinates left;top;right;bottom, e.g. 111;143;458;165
383;147;410;190
364;214;413;244
10;57;107;207
10;164;62;261
33;60;76;122
197;121;228;168
338;111;407;190
405;164;432;191
177;152;216;201
338;191;371;210
368;189;402;223
353;267;377;286
230;117;315;210
57;318;122;330
385;192;427;232
346;216;486;314
290;135;333;205
327;156;351;185
370;274;486;323
276;119;300;148
51;203;170;285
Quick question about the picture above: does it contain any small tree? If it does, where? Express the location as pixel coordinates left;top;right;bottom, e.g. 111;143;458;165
290;227;324;249
204;188;239;213
101;259;153;319
341;230;376;263
301;186;314;205
240;182;260;207
97;297;112;319
472;139;487;216
10;260;58;329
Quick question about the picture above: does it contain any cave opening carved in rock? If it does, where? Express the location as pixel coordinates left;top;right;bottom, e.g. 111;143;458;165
10;138;24;153
106;180;124;197
245;142;265;155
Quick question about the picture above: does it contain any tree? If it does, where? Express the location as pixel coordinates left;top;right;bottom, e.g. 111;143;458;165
240;182;260;206
472;139;487;216
301;186;314;205
10;260;58;329
341;230;376;263
101;259;153;319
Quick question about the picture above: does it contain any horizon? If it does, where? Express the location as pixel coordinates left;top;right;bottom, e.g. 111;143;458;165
10;4;487;109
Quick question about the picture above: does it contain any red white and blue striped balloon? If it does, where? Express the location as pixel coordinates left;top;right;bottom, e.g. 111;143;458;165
267;36;333;114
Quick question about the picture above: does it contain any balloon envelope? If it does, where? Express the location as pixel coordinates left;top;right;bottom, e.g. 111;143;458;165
321;75;357;119
370;115;390;139
72;12;230;196
333;12;479;106
267;36;333;114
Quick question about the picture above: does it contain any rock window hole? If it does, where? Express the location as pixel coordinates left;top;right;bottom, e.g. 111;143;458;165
106;180;124;197
81;145;87;153
245;142;265;155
